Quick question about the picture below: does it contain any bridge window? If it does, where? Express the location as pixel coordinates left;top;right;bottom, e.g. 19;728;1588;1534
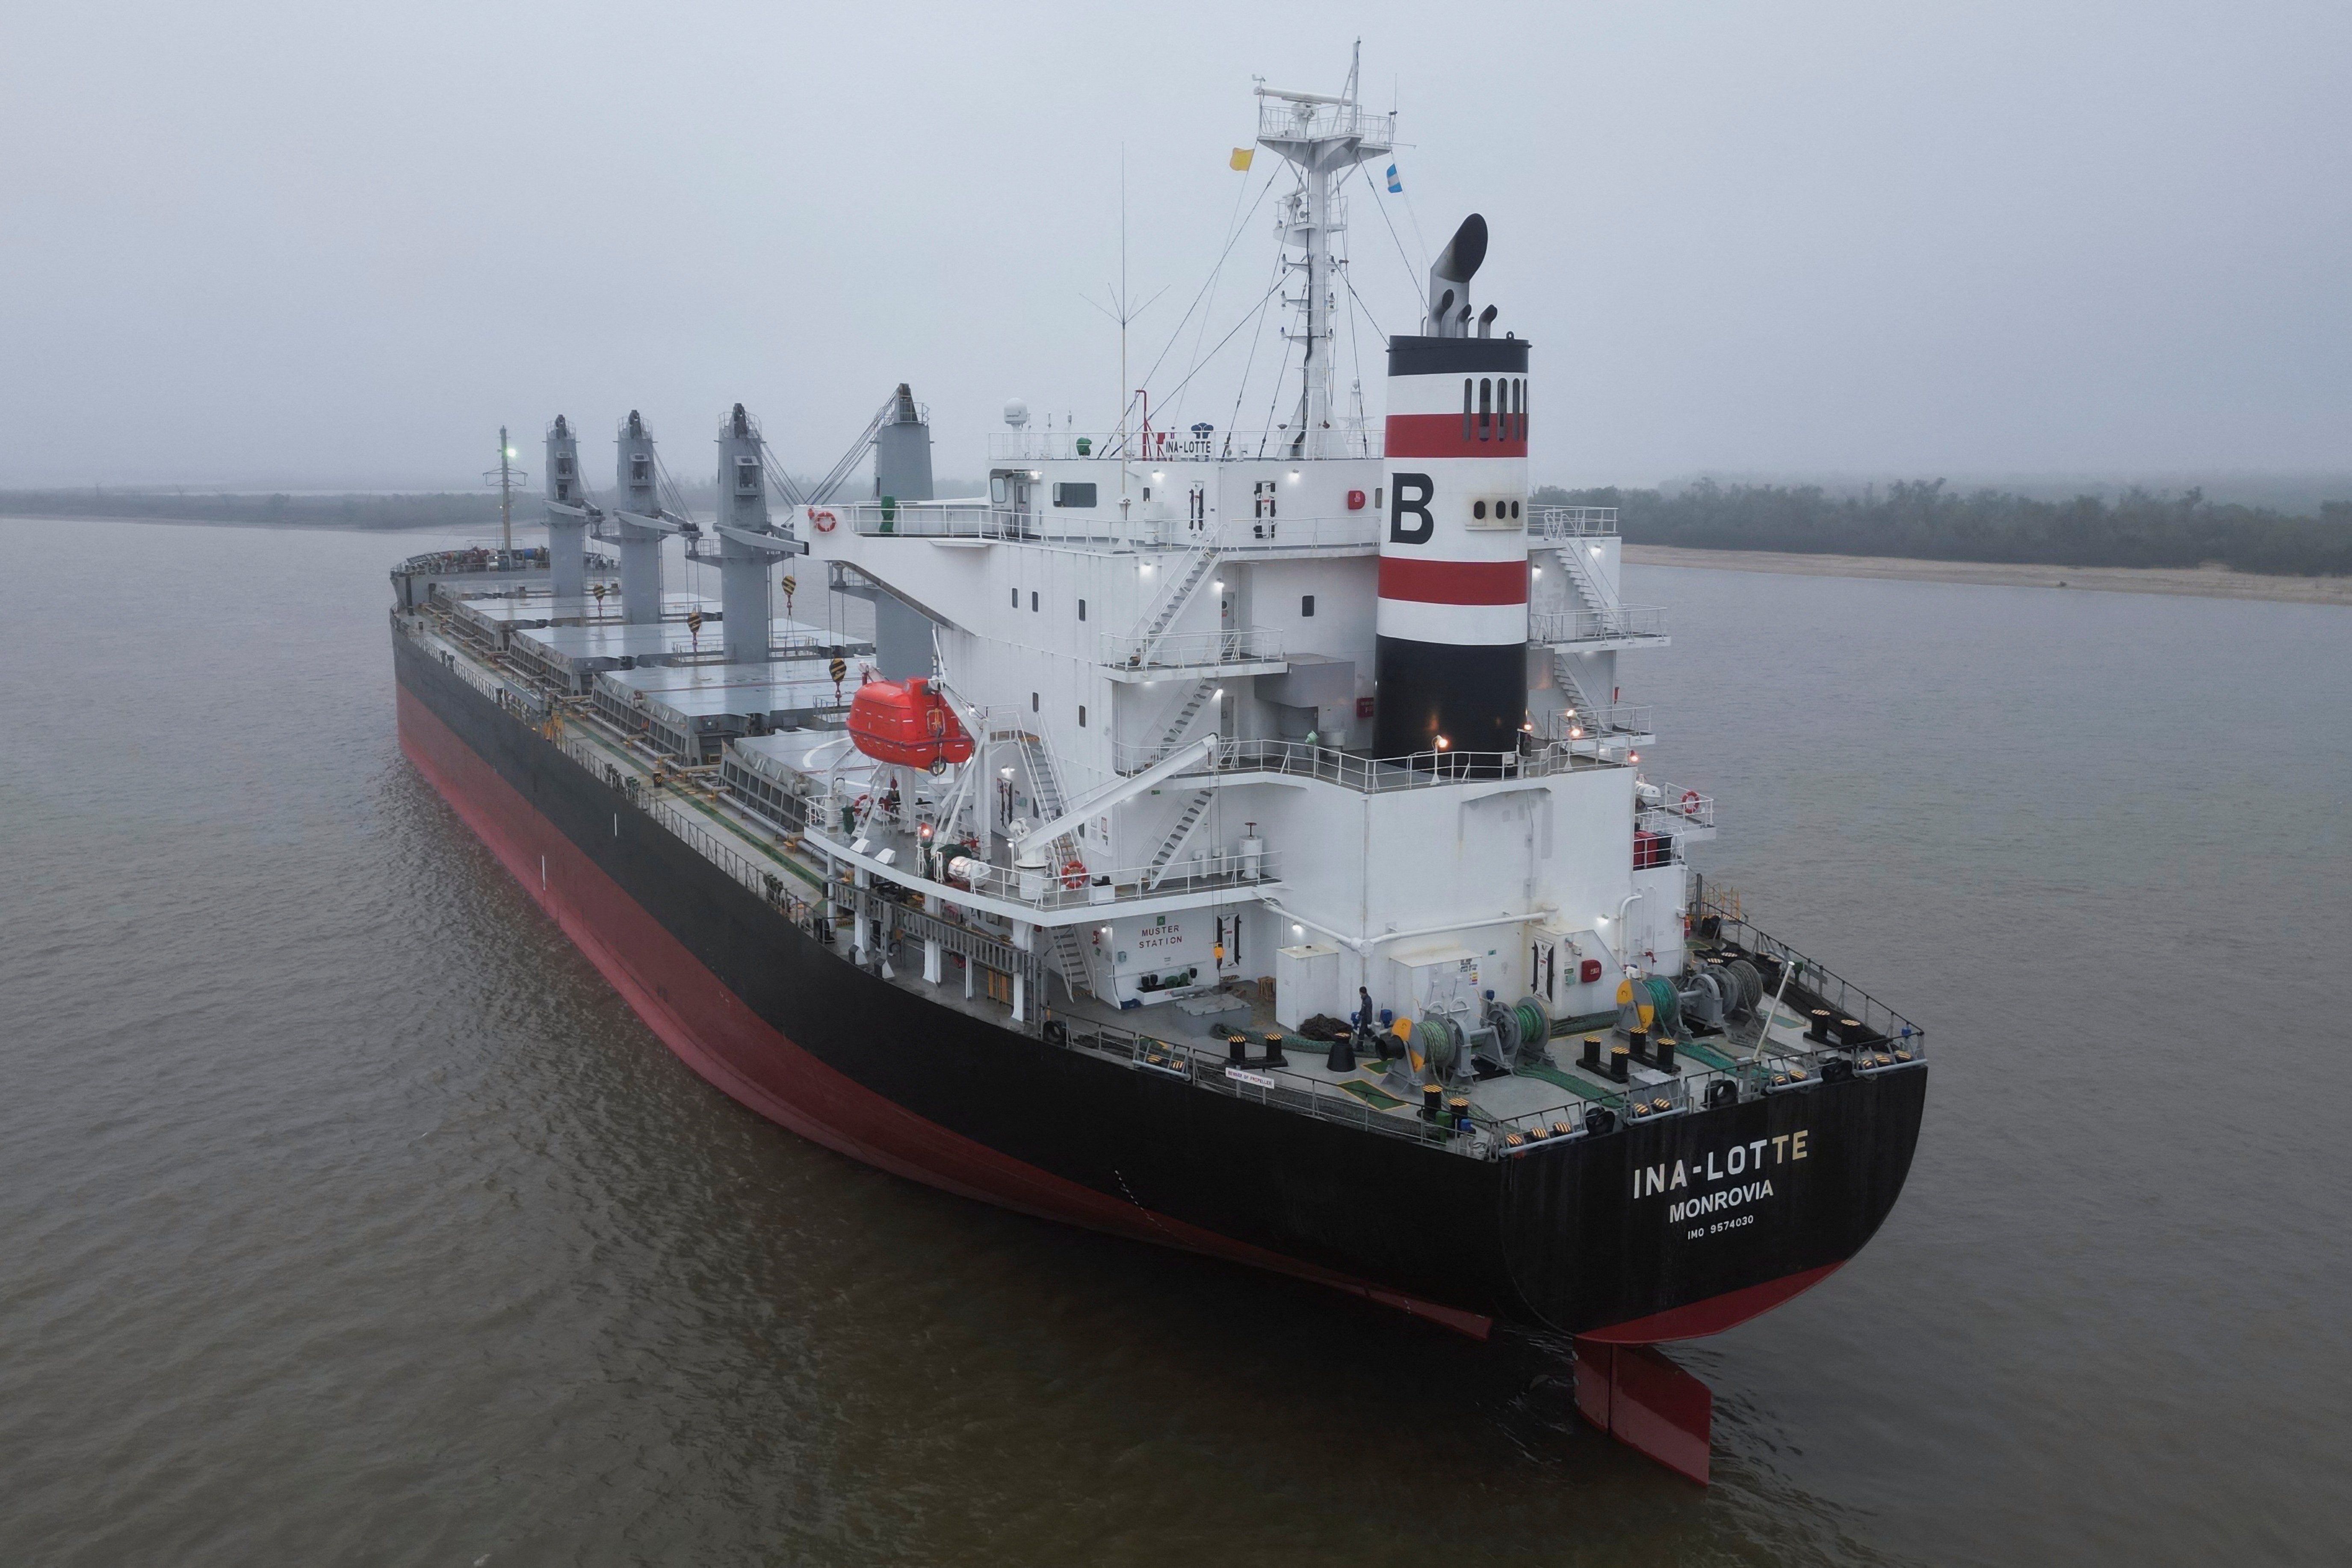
1052;481;1097;508
1478;378;1493;440
1462;379;1473;441
1301;594;1315;617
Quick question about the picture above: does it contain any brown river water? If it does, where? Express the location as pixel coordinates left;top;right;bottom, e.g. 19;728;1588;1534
1;516;2345;1565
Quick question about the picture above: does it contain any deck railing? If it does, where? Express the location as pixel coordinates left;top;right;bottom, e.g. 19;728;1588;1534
1539;704;1655;744
1098;626;1285;670
1640;782;1715;832
985;426;1383;464
1531;506;1619;539
1048;1016;1435;1147
839;501;1380;554
1528;605;1669;645
1691;891;1926;1050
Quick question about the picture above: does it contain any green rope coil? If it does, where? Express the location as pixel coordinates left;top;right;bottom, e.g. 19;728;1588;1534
1513;998;1549;1046
1643;976;1682;1038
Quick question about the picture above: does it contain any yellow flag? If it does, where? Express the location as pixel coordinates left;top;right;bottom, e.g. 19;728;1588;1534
1229;147;1254;172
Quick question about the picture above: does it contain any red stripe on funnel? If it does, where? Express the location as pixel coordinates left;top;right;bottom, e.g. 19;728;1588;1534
1378;557;1528;605
1384;413;1527;459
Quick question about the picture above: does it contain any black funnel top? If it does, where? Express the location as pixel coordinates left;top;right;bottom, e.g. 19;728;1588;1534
1433;213;1487;285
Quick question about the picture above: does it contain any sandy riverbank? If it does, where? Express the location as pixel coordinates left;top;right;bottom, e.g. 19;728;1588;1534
1622;544;2352;606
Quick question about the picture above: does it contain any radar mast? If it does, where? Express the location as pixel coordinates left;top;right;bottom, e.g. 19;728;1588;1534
1253;43;1393;460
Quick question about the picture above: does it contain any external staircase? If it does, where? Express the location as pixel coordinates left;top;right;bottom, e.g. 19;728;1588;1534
1133;676;1217;771
1136;544;1220;657
991;727;1098;1000
1144;789;1216;890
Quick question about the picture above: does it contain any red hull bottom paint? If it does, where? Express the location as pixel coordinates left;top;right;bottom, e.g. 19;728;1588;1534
396;685;1495;1340
1572;1339;1713;1484
1577;1261;1845;1345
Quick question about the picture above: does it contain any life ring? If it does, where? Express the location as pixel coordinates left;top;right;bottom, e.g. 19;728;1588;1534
1060;859;1087;892
1680;789;1702;816
808;507;838;533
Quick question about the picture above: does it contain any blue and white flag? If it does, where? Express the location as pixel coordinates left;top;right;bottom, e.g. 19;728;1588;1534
1385;162;1402;194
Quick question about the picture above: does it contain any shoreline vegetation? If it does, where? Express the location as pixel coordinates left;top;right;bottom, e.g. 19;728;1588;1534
1536;479;2352;579
1622;545;2352;605
10;479;2348;604
0;490;521;531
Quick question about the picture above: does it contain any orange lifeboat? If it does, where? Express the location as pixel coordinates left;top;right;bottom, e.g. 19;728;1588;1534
846;677;974;773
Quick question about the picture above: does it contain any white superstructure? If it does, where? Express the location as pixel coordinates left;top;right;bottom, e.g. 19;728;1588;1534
770;70;1700;1040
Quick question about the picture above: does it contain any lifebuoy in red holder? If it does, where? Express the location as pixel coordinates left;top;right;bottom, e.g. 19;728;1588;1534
808;507;839;533
1060;860;1087;892
1680;789;1702;816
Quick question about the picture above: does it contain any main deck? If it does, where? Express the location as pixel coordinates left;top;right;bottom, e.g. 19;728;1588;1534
393;558;1924;1168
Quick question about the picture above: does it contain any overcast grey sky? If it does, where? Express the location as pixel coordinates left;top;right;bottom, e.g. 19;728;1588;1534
4;1;2346;490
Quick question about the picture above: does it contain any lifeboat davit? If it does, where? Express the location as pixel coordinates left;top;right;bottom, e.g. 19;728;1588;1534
846;676;975;772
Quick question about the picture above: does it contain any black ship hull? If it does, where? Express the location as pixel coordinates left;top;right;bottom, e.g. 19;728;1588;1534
394;629;1926;1342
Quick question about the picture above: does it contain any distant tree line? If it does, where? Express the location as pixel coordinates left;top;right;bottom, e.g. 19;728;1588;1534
1532;479;2352;578
0;489;522;531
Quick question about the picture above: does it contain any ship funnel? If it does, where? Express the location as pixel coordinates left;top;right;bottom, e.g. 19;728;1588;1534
1376;286;1530;765
1425;214;1488;338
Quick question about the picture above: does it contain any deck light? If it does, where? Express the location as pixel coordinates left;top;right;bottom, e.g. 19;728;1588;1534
1287;470;1300;482
1435;735;1450;750
1532;567;1542;579
1292;924;1304;937
1628;751;1641;763
1589;545;1601;556
1212;580;1225;592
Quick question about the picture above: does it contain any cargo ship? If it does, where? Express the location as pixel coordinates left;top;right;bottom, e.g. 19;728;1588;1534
390;64;1926;1482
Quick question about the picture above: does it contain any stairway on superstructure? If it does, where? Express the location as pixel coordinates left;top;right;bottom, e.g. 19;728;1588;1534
1129;543;1221;664
1535;529;1653;744
996;726;1094;998
1145;789;1216;891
